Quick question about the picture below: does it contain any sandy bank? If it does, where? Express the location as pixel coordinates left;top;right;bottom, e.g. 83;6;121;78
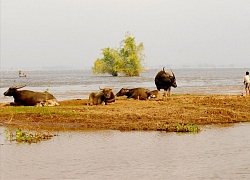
0;94;249;131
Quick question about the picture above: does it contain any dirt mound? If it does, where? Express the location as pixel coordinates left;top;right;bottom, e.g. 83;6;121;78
0;95;249;131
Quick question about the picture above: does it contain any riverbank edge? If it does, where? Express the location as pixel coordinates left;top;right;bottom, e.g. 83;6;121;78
0;94;250;132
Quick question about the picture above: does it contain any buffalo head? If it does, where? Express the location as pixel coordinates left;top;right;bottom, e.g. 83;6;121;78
169;69;177;88
100;87;114;99
116;88;129;97
4;85;26;96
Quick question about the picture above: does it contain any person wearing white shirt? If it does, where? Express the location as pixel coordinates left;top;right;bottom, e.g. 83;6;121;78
243;71;250;95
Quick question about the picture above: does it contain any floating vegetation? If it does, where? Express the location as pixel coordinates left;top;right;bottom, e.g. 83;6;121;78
156;122;200;133
4;128;57;144
175;123;200;133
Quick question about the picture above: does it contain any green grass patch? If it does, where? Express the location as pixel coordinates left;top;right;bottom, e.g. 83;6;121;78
175;123;200;133
0;106;80;116
157;122;200;133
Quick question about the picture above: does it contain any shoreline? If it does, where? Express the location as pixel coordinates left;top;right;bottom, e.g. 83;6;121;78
0;94;250;132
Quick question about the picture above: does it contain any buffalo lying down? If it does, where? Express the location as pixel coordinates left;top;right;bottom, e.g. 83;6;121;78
88;87;115;105
116;88;163;100
116;87;151;100
3;85;59;106
155;67;177;97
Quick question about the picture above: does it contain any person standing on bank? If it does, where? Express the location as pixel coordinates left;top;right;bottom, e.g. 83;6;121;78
243;71;250;95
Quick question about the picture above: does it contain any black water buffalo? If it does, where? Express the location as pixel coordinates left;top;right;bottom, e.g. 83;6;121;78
116;87;151;100
3;85;59;106
88;87;115;105
155;67;177;97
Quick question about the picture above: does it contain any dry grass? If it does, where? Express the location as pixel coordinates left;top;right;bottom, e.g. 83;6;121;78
0;94;250;131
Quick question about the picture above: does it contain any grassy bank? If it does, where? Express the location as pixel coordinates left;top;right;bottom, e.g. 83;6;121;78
0;94;249;131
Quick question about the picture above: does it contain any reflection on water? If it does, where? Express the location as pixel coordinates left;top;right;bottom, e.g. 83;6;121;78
1;123;250;180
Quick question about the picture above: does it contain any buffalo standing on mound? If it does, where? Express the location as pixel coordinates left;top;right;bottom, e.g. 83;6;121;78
155;67;177;97
3;85;59;106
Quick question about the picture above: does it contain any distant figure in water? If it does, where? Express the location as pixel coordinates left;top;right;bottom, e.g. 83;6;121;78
19;70;26;77
243;71;250;95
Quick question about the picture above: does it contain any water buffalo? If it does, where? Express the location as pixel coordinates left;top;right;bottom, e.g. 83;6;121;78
116;87;151;100
147;90;163;100
88;87;115;105
3;85;59;106
155;67;177;97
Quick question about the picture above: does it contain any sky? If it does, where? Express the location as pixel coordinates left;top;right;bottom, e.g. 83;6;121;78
1;0;250;70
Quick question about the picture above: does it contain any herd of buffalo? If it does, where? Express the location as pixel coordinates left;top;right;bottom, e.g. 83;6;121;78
3;68;177;106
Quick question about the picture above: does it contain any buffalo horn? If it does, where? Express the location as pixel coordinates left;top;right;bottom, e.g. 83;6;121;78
10;84;26;89
170;69;175;78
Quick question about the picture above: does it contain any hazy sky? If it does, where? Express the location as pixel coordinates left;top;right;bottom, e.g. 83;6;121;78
1;0;250;70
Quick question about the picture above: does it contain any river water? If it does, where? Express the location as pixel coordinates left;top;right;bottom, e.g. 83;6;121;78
0;123;250;180
1;68;250;179
0;68;249;102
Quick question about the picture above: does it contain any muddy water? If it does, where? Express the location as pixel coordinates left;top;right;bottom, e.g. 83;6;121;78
1;123;250;180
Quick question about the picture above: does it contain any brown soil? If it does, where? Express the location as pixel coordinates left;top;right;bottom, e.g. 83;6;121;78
0;94;249;131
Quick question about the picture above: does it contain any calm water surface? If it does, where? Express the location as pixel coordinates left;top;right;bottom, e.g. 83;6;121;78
1;68;250;179
1;123;250;180
0;68;249;102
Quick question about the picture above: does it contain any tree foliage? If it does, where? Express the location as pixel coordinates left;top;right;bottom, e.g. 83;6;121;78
92;32;145;76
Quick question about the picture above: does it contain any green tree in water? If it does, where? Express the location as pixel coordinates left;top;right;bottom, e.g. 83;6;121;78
92;32;145;76
93;48;121;76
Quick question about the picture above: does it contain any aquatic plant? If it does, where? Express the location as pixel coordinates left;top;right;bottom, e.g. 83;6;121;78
175;123;200;133
156;122;200;133
4;128;56;144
